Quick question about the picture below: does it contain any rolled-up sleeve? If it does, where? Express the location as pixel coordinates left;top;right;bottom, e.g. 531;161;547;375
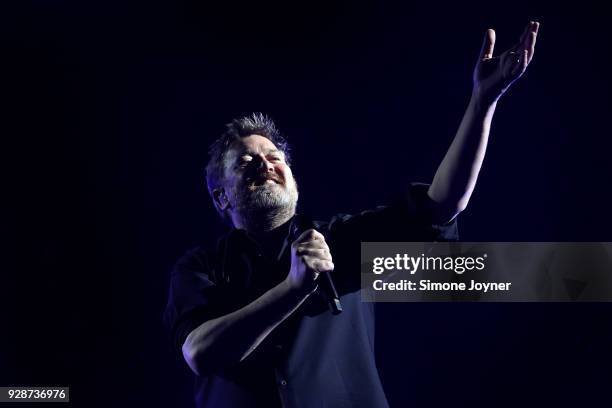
328;182;459;242
402;182;459;241
163;248;228;355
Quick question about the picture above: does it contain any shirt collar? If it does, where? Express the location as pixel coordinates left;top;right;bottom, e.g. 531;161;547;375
215;215;302;283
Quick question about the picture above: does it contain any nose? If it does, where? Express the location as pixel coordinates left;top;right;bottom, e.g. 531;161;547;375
255;154;274;173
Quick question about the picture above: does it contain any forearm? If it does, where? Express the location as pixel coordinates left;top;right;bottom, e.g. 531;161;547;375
428;92;498;219
182;278;309;376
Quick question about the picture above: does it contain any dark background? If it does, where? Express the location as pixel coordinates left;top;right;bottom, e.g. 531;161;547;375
2;1;611;407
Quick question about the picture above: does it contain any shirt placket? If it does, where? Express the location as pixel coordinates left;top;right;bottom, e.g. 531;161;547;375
273;342;297;408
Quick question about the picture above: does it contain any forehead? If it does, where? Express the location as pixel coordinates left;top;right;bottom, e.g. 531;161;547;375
227;134;280;158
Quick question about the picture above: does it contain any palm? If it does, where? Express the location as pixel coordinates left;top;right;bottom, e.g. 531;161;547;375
473;21;539;102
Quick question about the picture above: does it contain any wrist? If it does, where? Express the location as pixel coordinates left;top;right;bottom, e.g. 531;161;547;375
470;88;500;114
280;277;315;302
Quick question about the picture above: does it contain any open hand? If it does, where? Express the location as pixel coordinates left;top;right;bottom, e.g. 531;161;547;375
473;21;540;103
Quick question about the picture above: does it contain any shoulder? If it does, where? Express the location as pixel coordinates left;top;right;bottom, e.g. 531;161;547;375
325;182;429;227
164;245;223;328
173;246;211;273
169;244;226;287
320;182;459;242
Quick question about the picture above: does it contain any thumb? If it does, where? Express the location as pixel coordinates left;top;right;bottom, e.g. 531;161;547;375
479;29;495;60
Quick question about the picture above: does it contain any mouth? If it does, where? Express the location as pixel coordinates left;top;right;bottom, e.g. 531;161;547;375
250;176;282;186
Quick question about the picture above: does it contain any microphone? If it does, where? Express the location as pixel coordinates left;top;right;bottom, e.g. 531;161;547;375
290;215;343;315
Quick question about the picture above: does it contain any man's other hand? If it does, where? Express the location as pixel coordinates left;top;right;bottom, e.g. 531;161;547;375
473;21;540;103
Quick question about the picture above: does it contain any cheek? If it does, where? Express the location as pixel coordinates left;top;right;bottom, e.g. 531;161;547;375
278;166;293;182
285;171;298;190
227;175;246;192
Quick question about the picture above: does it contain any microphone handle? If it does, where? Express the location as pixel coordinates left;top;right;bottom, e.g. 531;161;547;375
321;270;342;315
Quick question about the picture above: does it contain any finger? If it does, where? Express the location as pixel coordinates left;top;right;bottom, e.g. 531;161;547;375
510;21;535;54
294;228;325;244
517;21;533;48
517;21;539;55
297;240;331;255
527;28;538;64
311;259;334;274
300;239;327;253
479;28;495;60
296;247;332;261
521;48;529;72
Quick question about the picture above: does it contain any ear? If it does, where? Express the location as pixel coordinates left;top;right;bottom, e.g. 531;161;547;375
212;188;230;211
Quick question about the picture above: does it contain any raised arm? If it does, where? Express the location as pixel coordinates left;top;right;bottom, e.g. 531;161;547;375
428;21;540;224
182;229;333;376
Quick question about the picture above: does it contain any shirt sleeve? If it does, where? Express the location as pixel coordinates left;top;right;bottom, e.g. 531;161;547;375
162;247;230;356
328;182;459;242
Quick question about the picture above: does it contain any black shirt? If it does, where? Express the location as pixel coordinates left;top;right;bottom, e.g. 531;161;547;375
163;183;459;408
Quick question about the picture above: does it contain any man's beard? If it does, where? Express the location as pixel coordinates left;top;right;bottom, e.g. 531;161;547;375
229;178;299;229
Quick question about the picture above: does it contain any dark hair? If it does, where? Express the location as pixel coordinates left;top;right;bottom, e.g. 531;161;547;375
205;113;292;213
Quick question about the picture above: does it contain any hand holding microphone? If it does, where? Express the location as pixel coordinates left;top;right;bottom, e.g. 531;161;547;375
286;229;333;294
286;220;343;315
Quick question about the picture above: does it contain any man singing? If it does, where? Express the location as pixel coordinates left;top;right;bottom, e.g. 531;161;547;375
164;21;539;407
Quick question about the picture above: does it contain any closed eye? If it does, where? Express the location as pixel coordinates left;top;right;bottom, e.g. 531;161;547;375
236;156;252;169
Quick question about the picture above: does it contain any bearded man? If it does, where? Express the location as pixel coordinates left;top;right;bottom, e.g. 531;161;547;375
164;21;539;408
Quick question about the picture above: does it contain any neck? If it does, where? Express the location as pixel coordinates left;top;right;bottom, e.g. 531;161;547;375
232;206;295;235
